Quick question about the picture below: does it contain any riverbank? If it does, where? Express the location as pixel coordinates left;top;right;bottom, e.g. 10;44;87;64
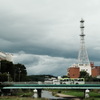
56;93;82;100
0;96;83;100
0;96;48;100
0;96;82;100
56;93;76;97
56;93;100;100
0;89;99;100
56;89;100;100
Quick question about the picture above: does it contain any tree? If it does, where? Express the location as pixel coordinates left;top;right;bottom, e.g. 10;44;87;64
13;63;27;82
80;71;100;82
80;71;93;81
80;71;89;77
62;75;69;78
0;60;27;82
0;60;14;81
0;73;12;82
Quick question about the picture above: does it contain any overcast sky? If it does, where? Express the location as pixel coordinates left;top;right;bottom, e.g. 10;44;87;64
0;0;100;76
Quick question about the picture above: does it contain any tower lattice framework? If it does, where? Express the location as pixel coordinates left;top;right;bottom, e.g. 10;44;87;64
78;19;90;65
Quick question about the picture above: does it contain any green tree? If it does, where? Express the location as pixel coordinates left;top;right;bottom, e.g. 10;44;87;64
79;71;89;77
0;60;27;82
0;72;12;82
62;75;69;78
79;71;93;81
80;71;100;82
13;63;27;82
0;60;14;80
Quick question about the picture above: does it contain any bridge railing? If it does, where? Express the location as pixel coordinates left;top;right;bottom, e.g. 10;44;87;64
2;81;100;85
85;82;100;84
11;81;53;84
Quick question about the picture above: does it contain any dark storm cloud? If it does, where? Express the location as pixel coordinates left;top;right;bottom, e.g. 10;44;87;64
88;48;100;63
13;52;77;76
0;0;100;75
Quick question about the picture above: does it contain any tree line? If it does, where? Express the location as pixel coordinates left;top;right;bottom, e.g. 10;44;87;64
0;60;27;82
0;60;99;82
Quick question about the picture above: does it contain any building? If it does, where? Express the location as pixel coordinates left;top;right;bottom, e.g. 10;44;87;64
92;66;100;77
78;64;92;75
67;65;80;78
0;51;12;62
68;62;100;78
67;19;97;78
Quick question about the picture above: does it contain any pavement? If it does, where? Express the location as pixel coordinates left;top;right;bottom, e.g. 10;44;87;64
56;93;82;100
56;93;76;97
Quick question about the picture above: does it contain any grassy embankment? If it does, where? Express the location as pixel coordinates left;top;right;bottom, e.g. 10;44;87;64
0;89;48;100
0;89;99;100
49;89;100;100
0;96;48;100
62;89;100;97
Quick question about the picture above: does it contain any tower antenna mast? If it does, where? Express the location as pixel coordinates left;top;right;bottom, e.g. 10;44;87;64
78;18;90;65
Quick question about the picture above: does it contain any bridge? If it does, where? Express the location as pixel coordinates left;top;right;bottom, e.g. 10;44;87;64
1;84;100;89
0;83;100;98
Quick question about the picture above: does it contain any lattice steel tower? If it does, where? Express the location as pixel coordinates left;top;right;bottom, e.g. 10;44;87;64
78;19;90;65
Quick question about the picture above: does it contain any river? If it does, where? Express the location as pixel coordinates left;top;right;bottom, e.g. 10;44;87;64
33;90;82;100
41;90;69;100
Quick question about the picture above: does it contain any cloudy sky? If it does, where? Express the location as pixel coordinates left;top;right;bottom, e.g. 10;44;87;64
0;0;100;76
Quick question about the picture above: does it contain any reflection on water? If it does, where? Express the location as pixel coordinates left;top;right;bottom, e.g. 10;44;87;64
41;90;66;100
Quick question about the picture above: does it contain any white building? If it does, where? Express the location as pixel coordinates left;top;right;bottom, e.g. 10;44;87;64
78;64;91;75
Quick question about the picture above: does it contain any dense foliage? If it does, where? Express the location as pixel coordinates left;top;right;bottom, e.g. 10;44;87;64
28;75;56;81
79;71;100;82
0;60;27;82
